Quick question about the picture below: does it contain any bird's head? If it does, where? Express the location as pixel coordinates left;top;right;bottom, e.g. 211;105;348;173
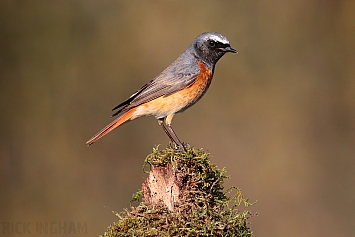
192;32;237;67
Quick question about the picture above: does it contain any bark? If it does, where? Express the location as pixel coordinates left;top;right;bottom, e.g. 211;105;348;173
142;164;183;210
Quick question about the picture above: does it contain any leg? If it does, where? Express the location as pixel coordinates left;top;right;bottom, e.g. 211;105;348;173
166;123;186;152
165;114;186;151
158;118;176;145
158;117;186;151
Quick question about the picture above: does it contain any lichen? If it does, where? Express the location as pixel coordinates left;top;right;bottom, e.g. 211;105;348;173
100;145;255;237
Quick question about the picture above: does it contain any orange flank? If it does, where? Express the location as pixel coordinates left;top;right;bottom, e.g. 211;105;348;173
132;61;213;120
86;108;137;146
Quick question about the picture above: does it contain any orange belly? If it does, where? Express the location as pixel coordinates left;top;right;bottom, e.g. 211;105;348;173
132;61;213;119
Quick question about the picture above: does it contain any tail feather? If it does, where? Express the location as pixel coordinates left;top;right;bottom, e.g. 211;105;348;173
86;108;136;146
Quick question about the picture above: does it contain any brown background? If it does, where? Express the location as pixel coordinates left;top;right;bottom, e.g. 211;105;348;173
1;1;354;236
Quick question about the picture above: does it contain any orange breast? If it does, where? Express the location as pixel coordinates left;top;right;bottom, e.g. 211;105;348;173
177;61;213;109
132;61;213;119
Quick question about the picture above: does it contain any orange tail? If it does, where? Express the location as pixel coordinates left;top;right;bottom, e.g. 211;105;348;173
86;108;136;146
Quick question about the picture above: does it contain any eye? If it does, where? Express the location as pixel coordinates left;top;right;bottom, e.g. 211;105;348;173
209;40;216;47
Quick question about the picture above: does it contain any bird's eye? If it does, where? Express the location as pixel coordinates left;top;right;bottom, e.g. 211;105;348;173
209;40;216;47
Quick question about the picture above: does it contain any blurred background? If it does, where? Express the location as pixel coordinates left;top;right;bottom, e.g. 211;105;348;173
1;1;354;236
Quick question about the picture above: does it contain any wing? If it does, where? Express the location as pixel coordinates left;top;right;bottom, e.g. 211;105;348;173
112;54;200;116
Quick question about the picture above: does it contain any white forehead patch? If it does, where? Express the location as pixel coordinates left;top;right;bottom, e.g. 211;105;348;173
209;34;229;44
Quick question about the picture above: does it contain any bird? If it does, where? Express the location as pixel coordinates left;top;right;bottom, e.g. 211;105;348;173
86;32;237;151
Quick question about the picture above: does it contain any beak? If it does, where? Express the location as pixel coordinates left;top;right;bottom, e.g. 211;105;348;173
223;46;238;53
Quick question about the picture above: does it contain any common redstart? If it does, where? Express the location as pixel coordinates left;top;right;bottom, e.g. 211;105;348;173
86;32;237;150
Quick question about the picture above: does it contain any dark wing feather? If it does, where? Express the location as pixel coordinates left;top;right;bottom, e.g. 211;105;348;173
111;81;151;116
112;53;200;117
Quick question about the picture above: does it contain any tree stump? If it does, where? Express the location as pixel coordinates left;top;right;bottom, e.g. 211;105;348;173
100;145;254;237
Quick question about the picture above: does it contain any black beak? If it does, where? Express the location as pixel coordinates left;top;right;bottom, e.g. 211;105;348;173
223;46;238;53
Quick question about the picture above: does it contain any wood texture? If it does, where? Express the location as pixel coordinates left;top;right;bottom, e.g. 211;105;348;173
142;164;184;210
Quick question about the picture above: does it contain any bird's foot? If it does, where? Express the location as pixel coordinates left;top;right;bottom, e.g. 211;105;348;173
170;142;187;152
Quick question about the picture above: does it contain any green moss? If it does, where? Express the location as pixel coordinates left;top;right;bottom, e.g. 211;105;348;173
131;190;143;203
101;145;255;237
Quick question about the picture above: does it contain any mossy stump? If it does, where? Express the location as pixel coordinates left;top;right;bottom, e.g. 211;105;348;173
101;145;254;237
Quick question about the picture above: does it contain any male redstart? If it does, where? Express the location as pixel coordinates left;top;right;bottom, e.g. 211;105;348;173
86;32;237;150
